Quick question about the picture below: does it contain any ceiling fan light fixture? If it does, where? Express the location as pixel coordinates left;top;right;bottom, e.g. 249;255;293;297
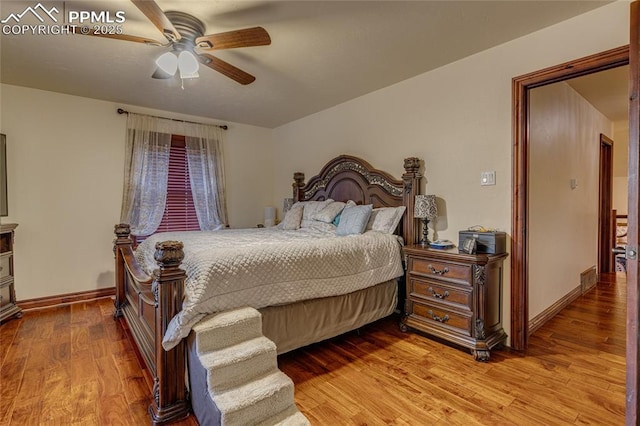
156;51;178;75
178;50;199;78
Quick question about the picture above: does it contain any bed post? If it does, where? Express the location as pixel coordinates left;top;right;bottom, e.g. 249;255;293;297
149;240;190;425
402;157;422;246
113;223;132;318
293;172;305;202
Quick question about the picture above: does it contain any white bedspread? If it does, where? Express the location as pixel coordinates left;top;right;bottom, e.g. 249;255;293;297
135;227;404;350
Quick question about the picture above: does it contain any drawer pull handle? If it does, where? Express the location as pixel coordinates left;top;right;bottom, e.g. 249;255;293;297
428;310;449;323
428;264;449;275
428;287;449;300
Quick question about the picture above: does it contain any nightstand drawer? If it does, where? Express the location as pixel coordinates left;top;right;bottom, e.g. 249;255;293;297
411;302;472;336
409;278;471;311
409;257;471;284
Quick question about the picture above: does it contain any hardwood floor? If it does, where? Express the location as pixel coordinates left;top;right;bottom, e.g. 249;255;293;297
0;273;626;425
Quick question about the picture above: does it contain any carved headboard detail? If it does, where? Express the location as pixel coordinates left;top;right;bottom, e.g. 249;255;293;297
292;155;422;245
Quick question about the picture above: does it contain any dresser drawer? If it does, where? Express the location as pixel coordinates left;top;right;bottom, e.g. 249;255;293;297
0;282;11;309
409;257;471;284
0;233;11;254
410;301;472;336
409;278;472;311
0;255;11;280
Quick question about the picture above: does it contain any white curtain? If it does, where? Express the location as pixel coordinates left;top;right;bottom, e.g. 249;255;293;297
120;114;171;236
186;125;228;230
120;112;228;234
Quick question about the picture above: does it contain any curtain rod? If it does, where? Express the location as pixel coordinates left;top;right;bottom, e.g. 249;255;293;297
117;108;228;130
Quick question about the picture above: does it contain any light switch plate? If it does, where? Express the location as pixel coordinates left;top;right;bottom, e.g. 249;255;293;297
481;171;496;186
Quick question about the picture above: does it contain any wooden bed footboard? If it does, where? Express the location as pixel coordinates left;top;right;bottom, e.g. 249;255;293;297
113;224;190;425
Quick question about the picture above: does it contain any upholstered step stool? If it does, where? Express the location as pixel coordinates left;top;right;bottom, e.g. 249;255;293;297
193;307;309;426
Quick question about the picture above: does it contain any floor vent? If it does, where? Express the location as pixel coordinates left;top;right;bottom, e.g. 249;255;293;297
581;266;597;294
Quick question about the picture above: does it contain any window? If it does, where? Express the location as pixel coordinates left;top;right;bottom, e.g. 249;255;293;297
135;135;199;245
122;113;227;242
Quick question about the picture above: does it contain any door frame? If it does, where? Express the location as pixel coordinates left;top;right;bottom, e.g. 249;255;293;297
598;134;615;274
510;45;629;350
627;3;639;422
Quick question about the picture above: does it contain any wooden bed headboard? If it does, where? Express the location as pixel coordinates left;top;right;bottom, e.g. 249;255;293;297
292;155;422;245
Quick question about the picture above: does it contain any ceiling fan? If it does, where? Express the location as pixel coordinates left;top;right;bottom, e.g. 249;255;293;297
85;0;271;85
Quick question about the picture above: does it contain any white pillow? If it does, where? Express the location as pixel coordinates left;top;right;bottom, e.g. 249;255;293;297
336;204;373;236
366;206;406;234
312;201;346;223
281;203;304;230
300;199;334;228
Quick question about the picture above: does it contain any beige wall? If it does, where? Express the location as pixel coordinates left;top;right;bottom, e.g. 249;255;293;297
0;84;273;300
613;120;629;215
271;1;629;340
528;82;612;319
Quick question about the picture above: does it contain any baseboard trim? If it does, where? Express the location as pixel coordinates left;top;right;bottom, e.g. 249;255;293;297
17;287;116;311
528;284;582;335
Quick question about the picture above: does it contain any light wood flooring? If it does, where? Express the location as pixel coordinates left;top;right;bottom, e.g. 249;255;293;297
0;273;626;425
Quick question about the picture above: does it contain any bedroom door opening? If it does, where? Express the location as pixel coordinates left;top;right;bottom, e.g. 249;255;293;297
525;62;627;337
513;2;640;420
512;45;629;350
599;135;615;274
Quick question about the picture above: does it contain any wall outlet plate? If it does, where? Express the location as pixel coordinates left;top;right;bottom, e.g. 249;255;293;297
481;171;496;186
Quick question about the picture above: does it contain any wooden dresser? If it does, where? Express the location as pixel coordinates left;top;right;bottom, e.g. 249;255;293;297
401;245;507;361
0;223;22;323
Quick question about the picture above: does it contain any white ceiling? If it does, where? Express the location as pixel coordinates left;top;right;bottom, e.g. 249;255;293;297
0;1;612;128
567;65;629;123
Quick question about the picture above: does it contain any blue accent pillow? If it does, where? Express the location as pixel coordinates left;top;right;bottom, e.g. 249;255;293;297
336;204;373;236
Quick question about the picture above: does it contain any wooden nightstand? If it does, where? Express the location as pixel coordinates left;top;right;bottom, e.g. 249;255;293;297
400;245;507;361
0;223;22;323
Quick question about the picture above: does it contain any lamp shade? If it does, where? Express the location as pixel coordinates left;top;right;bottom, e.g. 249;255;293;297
154;50;200;79
414;195;438;220
178;50;199;79
264;206;276;227
156;52;178;75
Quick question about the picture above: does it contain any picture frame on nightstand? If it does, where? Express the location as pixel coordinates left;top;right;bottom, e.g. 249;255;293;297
461;237;477;254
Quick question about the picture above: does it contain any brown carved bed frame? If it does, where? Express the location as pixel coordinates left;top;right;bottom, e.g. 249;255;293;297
112;155;422;424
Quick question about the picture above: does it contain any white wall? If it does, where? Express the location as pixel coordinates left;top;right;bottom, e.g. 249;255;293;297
271;1;630;341
528;82;612;319
0;84;273;300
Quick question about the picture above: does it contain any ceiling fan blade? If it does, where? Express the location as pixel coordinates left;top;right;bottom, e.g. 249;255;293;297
77;32;164;46
198;53;256;85
195;27;270;51
131;0;181;42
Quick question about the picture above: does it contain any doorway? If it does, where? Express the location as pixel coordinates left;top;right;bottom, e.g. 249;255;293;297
599;134;615;274
510;45;629;351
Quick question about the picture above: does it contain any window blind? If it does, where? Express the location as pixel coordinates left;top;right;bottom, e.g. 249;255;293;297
136;135;200;245
158;135;200;233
